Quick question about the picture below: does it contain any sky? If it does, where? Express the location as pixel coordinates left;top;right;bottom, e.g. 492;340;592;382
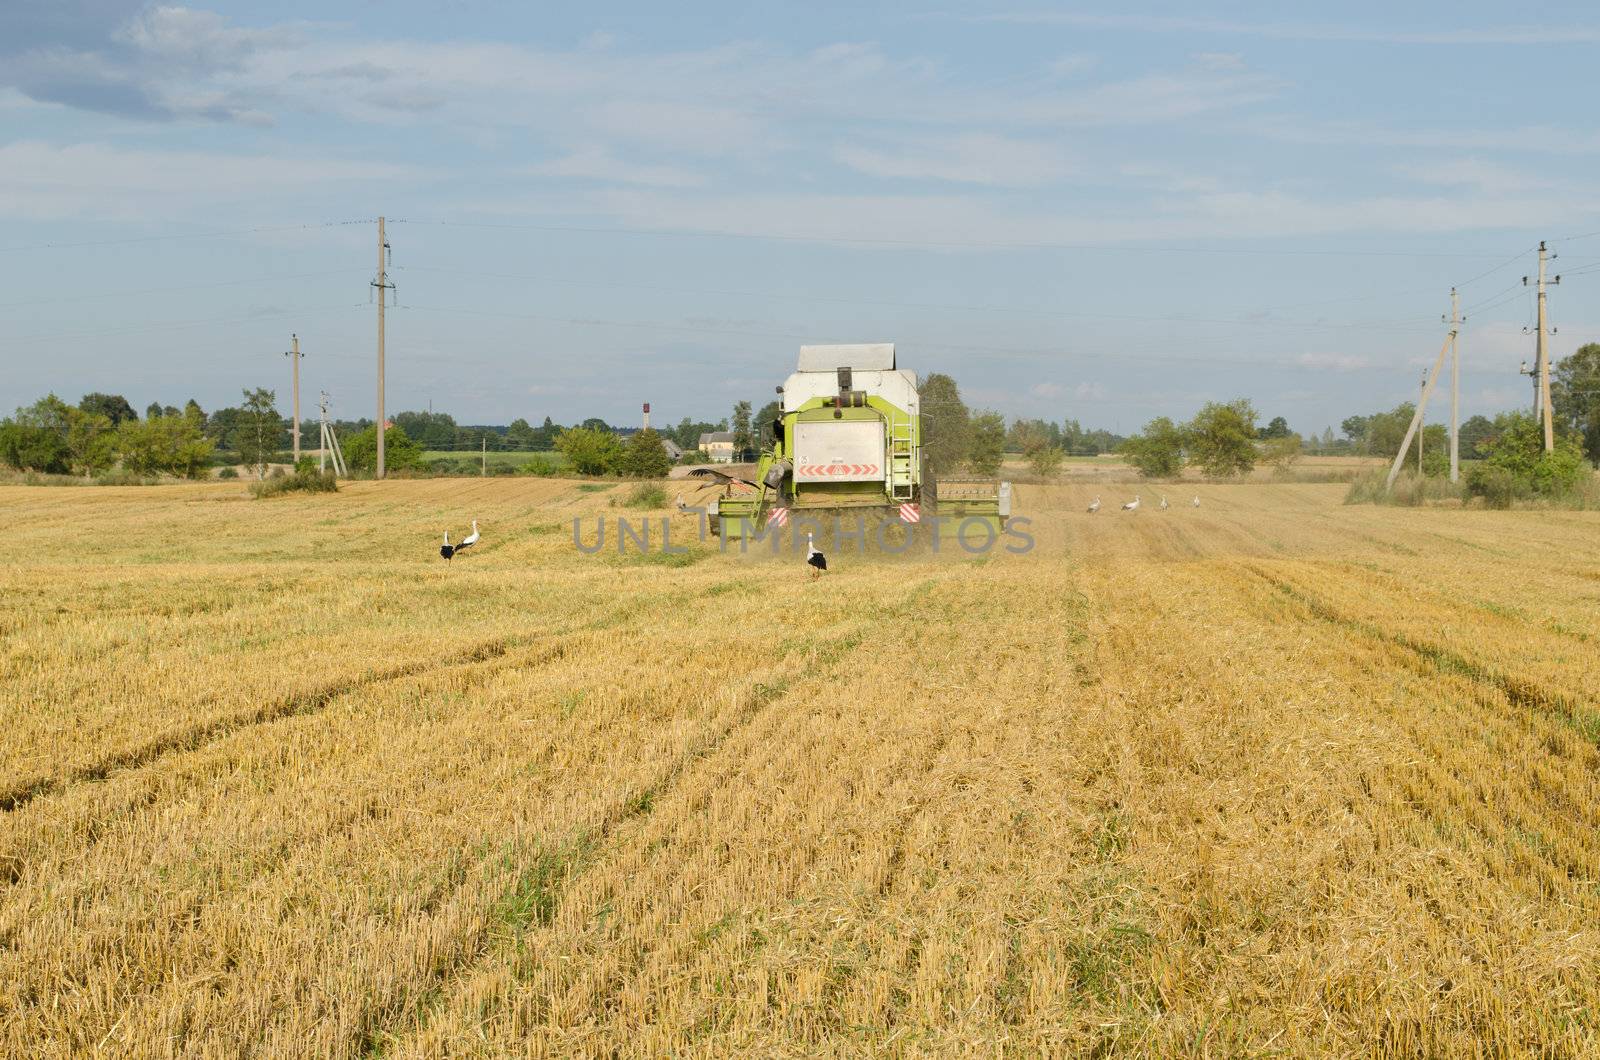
3;0;1599;437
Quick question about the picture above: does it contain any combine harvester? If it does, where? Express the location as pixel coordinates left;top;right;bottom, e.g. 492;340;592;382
707;344;1011;541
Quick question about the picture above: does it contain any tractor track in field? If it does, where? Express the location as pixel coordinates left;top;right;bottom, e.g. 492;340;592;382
0;636;565;816
1238;563;1598;742
359;577;952;1056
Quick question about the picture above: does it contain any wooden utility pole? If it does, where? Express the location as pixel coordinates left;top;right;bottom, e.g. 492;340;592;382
481;436;487;476
285;333;303;466
1386;331;1453;491
1448;288;1460;482
1418;369;1427;473
373;217;393;478
1524;241;1560;453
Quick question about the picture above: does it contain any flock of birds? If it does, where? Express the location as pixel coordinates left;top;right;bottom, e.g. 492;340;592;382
1086;494;1200;514
434;516;829;579
436;493;1201;575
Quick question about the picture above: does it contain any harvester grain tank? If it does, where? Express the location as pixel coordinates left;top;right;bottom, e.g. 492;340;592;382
709;344;1010;538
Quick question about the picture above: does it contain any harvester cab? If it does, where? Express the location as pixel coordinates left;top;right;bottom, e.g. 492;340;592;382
709;344;1011;540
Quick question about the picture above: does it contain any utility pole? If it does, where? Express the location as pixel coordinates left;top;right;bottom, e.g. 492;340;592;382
284;333;304;466
1418;369;1427;473
319;391;348;478
481;436;487;476
372;217;394;478
1523;240;1560;453
1448;288;1460;483
1386;330;1453;491
318;391;328;474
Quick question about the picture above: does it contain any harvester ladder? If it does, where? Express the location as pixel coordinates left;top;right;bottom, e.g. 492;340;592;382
888;414;915;500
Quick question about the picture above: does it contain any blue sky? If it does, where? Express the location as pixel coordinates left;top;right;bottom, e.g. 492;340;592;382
3;1;1599;436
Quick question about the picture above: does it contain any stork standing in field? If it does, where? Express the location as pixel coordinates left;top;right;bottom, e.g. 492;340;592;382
1121;495;1141;512
805;532;827;580
1159;495;1169;510
1192;495;1201;508
1086;496;1101;514
440;519;479;562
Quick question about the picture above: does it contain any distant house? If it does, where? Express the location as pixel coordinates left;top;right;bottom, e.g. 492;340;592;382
698;431;736;463
661;438;684;461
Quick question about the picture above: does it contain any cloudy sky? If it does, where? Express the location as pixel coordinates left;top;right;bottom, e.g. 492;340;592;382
3;0;1599;435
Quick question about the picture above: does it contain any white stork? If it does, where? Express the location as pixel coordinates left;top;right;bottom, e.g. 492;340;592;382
440;519;479;562
805;532;827;579
1121;495;1141;512
1158;495;1169;510
1192;495;1201;508
1086;496;1101;514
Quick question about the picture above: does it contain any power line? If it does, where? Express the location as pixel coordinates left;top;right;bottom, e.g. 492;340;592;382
0;268;368;311
389;217;1532;259
0;219;376;255
396;265;1437;333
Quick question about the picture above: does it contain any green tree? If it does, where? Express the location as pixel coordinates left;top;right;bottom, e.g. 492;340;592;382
116;416;213;477
344;424;423;473
731;401;754;460
555;426;623;475
393;410;458;449
1026;445;1064;477
0;395;76;473
79;392;138;425
617;427;673;477
919;373;971;473
182;399;206;430
1458;415;1495;460
1185;400;1258;477
1552;342;1600;465
965;411;1006;476
66;408;117;475
1122;416;1186;478
1258;415;1291;440
233;388;284;480
1264;433;1303;474
1475;411;1588;495
755;400;782;448
506;417;538;449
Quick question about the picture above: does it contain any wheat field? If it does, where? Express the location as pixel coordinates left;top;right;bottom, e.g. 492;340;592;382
1;477;1597;1057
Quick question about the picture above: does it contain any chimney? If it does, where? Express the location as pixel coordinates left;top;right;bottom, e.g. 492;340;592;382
642;402;651;430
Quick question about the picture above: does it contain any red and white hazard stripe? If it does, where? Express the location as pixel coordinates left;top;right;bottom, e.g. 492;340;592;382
898;503;920;523
766;507;789;527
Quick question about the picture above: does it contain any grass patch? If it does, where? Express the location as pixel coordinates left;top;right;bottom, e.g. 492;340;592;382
622;482;667;509
575;482;614;493
250;470;339;498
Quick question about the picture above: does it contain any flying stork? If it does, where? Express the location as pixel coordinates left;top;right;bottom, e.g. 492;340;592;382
440;519;479;562
1121;495;1141;512
805;532;827;580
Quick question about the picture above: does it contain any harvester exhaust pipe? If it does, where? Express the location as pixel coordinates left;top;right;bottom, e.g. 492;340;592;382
835;367;852;418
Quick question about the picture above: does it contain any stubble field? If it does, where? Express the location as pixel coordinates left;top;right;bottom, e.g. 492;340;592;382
2;476;1598;1057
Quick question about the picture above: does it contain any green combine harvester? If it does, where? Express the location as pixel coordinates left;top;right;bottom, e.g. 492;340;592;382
708;344;1011;540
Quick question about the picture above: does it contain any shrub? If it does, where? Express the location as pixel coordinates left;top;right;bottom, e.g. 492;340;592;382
556;427;623;475
617;428;673;478
217;467;239;480
623;482;667;509
519;455;562;477
1465;465;1517;509
343;425;423;473
1122;417;1185;478
250;469;338;498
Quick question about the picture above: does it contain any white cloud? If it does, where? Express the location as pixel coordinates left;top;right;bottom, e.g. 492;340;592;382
961;13;1600;46
836;133;1076;187
524;147;705;189
1297;352;1376;372
1030;381;1063;398
1074;382;1107;400
0;140;419;219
